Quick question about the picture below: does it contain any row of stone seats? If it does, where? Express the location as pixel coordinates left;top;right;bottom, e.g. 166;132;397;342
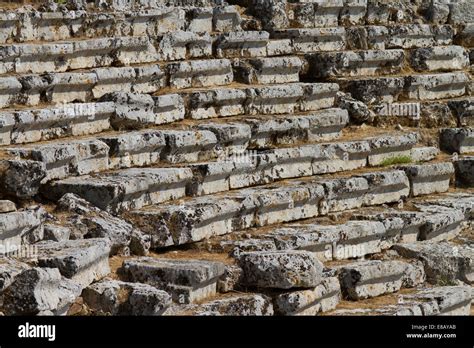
0;6;242;44
243;0;473;30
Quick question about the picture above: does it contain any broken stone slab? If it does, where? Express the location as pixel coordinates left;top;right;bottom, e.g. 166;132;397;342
197;122;251;155
405;72;469;100
8;139;110;182
82;279;172;315
399;162;454;197
99;130;166;169
1;102;113;145
273;277;341;316
21;238;111;289
233;56;304;84
0;267;82;315
264;220;387;261
422;192;474;220
455;23;474;47
454;157;474;187
0;258;30;292
394;241;473;285
163;293;274;316
0;159;46;199
102;92;185;129
0;200;16;213
129;230;151;256
367;133;418;166
402;261;426;288
47;167;193;213
43;224;71;242
336;260;407;300
217;264;244;293
160;129;218;164
237;250;323;289
306;49;405;79
213;6;242;32
409;45;469;72
439;128;474;154
335;91;374;123
272;28;347;53
339;76;405;103
216;31;269;58
119;257;225;304
168;59;233;89
55;193;137;253
402;286;472;315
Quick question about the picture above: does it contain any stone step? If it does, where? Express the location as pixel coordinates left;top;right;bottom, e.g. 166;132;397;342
440;128;474;154
167;59;233;89
331;286;472;315
232;56;304;84
0;6;241;44
124;169;411;248
409;45;470;72
448;97;474;127
42;132;420;211
118;257;225;304
398;162;454;197
181;82;339;120
339;72;470;103
271;28;347;53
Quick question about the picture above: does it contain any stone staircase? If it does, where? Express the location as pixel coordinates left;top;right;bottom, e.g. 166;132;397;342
0;0;472;316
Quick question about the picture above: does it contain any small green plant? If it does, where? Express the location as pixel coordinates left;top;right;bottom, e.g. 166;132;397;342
436;275;457;286
379;155;412;167
55;0;67;4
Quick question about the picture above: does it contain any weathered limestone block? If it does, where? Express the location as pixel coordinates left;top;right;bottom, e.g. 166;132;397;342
410;147;439;163
402;286;472;315
448;98;474;127
336;260;407;300
394;242;473;285
306;49;404;78
439;128;474;154
217;264;244;293
197;122;251;155
405;72;469;100
340;76;405;103
44;72;97;104
238;250;323;289
319;176;369;213
386;24;453;49
266;38;293;56
402;260;426;288
454;157;474;187
103;92;185;129
161;130;218;163
359;170;410;206
2;102;113;145
312;140;371;174
289;0;343;28
233;56;303;84
416;205;465;241
409;46;469;72
0;200;16;213
245;0;288;31
119;257;225;304
158;31;212;60
0;77;21;108
423;193;474;220
82;279;172;315
273;277;341;315
399;162;454;196
455;23;474;47
335;91;374;123
8;139;109;182
345;25;388;50
216;31;269;58
213;6;242;32
168;59;233;89
164;293;274;316
47;167;193;213
245;108;349;148
0;207;45;253
0;160;46;199
185;7;213;33
340;0;367;25
0;267;82;315
448;0;474;25
185;88;247;119
43;224;71;242
272;28;346;52
264;220;387;261
367;133;418;166
100;130;166;169
22;239;111;289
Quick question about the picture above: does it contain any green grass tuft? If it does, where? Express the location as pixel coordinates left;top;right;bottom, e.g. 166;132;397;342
378;155;412;167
